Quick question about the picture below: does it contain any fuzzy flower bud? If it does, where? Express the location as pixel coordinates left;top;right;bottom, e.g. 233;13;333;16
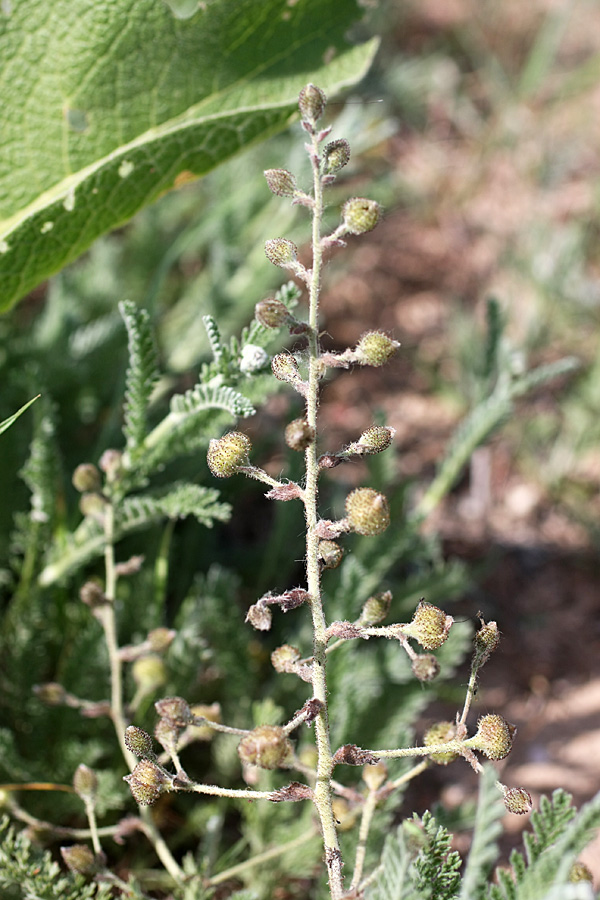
271;644;301;674
355;331;400;367
72;463;101;493
285;418;315;452
345;487;390;536
188;703;222;741
73;764;98;802
255;297;293;328
474;620;500;665
424;721;459;765
500;785;533;815
147;627;176;654
265;238;298;268
348;425;396;456
322;139;351;174
318;539;344;570
363;760;388;792
60;843;99;875
342;197;381;235
403;600;453;650
98;448;122;481
271;353;302;385
79;579;107;609
155;696;192;726
132;655;166;694
359;591;392;625
237;725;293;770
412;654;440;682
298;83;326;124
207;432;252;478
124;759;172;805
469;714;516;760
264;168;297;197
125;725;155;759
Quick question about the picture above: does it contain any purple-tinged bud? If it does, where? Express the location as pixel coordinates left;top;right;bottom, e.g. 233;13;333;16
125;725;155;759
363;760;387;792
569;862;593;883
207;431;252;478
355;331;400;367
299;83;327;124
403;600;453;650
424;721;459;765
255;297;293;328
98;448;122;481
60;843;99;875
265;238;298;268
271;644;301;674
79;579;107;609
72;463;101;493
264;168;297;197
322;139;351;175
318;539;343;570
500;785;533;815
345;488;390;536
285;418;315;452
412;654;440;682
155;696;192;726
359;591;392;625
237;725;293;770
342;197;381;235
73;764;98;802
469;714;516;760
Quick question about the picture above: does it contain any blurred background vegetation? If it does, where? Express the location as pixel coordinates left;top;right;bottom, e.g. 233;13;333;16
2;0;600;892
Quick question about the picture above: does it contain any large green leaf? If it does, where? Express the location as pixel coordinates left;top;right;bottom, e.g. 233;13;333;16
0;0;377;311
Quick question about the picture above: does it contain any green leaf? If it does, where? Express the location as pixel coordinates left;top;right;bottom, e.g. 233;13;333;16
458;766;504;900
120;300;160;454
0;395;39;436
0;0;378;311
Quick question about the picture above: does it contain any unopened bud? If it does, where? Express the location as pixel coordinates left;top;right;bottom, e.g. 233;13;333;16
500;785;533;815
246;602;273;631
359;591;392;625
345;487;390;536
154;717;180;757
474;620;500;664
207;431;251;477
238;725;293;770
73;764;98;802
147;627;176;653
72;464;101;493
155;696;192;726
255;297;293;328
424;721;459;765
125;725;155;759
299;83;326;124
188;703;222;741
355;331;400;367
79;492;106;519
354;426;395;455
98;449;122;481
469;714;516;760
403;600;453;650
271;644;301;674
342;197;381;235
132;655;166;694
264;168;297;197
363;760;387;792
271;353;302;385
322;139;351;174
79;579;107;608
124;759;172;805
318;540;344;570
285;418;315;452
60;843;98;875
412;654;440;682
265;238;298;268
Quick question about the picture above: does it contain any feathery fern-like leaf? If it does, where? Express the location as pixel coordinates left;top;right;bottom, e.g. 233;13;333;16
365;824;419;900
458;765;504;900
411;811;462;900
120;300;160;453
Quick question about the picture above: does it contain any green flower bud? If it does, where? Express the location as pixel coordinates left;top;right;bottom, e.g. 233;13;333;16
124;725;155;759
424;721;459;765
411;654;440;682
264;238;298;267
474;620;500;664
73;764;98;802
285;418;315;452
155;696;192;726
207;431;252;477
359;591;392;625
345;487;390;536
238;725;293;770
342;197;381;235
255;297;293;328
469;714;516;760
355;331;400;367
60;843;98;875
500;785;533;815
318;539;344;570
569;862;593;883
357;425;395;454
125;759;172;805
71;463;101;493
188;702;221;741
404;600;453;650
298;83;326;123
271;644;301;674
132;655;166;694
362;760;387;792
322;139;351;174
79;492;106;519
264;168;297;197
147;627;176;653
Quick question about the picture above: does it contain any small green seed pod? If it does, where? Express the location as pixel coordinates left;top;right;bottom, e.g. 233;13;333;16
501;785;533;815
359;591;392;625
298;83;326;123
318;539;344;570
355;331;400;367
264;238;298;268
404;600;453;650
264;168;297;197
207;432;252;478
424;721;459;765
285;418;315;452
255;297;292;328
355;425;395;454
470;714;516;760
60;844;98;875
342;197;381;235
237;725;293;770
345;487;390;536
322;139;351;174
